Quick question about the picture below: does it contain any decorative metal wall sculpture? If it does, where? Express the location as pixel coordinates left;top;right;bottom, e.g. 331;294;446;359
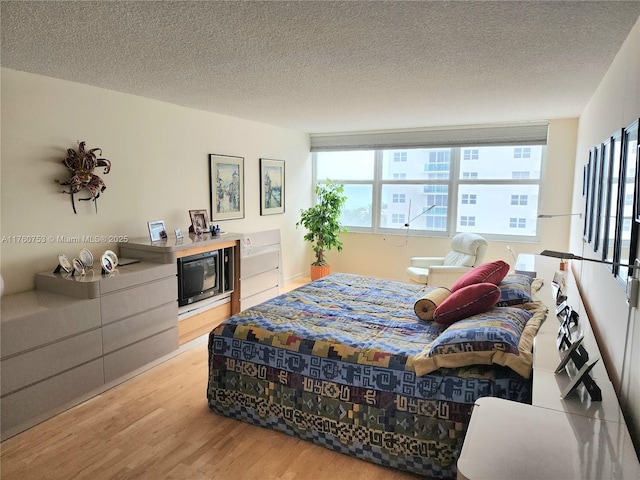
56;141;111;213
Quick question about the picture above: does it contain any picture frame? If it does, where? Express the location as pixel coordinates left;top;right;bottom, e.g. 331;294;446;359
101;252;116;273
554;334;586;374
560;357;601;401
260;158;285;215
147;220;167;242
583;152;592;240
209;154;244;221
587;145;600;245
55;253;73;274
189;209;208;235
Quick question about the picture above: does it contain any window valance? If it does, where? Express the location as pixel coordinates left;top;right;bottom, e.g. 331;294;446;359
310;122;549;151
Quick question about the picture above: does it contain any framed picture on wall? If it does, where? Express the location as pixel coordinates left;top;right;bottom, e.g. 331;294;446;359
605;130;623;265
627;118;640;223
595;140;612;254
260;158;285;215
209;154;244;221
583;152;591;241
612;119;638;286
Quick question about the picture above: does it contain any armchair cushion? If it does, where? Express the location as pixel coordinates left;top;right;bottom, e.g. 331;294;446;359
409;257;446;268
406;233;488;287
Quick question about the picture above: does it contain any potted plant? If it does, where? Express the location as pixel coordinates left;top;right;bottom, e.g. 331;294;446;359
296;181;348;280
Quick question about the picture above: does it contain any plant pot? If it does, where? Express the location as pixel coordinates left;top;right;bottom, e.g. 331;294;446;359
311;265;331;281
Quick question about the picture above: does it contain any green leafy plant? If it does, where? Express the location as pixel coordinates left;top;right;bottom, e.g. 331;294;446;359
296;181;348;266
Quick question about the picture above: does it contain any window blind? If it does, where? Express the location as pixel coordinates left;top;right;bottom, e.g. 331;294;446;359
310;122;549;151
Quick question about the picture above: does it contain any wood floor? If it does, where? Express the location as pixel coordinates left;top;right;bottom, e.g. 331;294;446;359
0;278;422;480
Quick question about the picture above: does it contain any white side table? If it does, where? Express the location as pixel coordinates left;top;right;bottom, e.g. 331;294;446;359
457;397;640;480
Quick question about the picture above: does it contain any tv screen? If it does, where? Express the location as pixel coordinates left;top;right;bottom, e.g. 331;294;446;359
178;250;219;306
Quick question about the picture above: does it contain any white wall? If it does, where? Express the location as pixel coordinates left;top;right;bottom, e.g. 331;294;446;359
0;68;312;295
569;17;640;452
327;118;578;280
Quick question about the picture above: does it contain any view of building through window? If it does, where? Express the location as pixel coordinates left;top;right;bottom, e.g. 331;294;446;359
314;145;544;238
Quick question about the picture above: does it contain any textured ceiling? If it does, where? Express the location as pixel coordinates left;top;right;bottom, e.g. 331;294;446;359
1;1;639;133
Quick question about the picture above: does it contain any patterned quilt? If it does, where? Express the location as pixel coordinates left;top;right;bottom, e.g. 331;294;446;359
208;273;532;478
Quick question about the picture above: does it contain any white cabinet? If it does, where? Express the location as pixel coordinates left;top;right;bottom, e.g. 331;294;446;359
0;261;178;440
240;229;282;310
0;292;104;439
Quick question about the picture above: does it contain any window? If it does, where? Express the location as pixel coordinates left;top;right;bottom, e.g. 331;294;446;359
460;216;476;227
314;144;544;239
509;218;527;228
510;195;528;206
463;149;479;160
514;147;531;159
462;194;477;205
391;214;405;224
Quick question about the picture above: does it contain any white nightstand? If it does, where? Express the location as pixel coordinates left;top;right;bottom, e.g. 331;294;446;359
457;397;640;480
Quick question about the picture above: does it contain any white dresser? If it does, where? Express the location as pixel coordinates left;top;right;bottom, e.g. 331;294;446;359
457;254;640;479
239;229;282;310
1;261;178;440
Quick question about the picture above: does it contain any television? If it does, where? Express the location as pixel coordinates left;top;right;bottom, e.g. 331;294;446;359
177;250;220;306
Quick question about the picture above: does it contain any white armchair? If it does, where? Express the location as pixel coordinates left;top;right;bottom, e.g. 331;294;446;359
407;233;488;288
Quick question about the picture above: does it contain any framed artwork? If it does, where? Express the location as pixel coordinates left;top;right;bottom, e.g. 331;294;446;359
260;158;285;215
615;118;639;285
627;118;640;223
189;209;208;235
587;145;600;245
147;220;167;242
209;154;244;221
605;130;623;265
583;153;591;240
596;139;612;256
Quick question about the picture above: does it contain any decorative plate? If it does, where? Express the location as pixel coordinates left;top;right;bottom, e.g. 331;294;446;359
57;254;72;273
101;252;115;273
80;248;93;267
104;249;118;267
72;258;85;275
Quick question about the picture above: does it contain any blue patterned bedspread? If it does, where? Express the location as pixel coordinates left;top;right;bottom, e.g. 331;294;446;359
208;273;531;478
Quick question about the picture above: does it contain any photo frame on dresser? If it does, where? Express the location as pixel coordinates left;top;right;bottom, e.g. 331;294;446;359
560;357;602;401
147;220;167;242
189;209;208;235
555;334;586;374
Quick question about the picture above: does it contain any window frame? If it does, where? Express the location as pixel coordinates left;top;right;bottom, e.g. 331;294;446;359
313;145;545;241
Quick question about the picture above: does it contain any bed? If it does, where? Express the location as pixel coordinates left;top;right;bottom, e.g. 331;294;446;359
207;272;546;479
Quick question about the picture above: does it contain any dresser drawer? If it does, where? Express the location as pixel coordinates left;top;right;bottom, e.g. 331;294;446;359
1;294;100;358
1;329;103;396
240;270;280;300
99;262;176;294
241;249;279;278
102;302;177;354
103;327;178;383
101;276;176;324
241;286;280;311
0;359;104;435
